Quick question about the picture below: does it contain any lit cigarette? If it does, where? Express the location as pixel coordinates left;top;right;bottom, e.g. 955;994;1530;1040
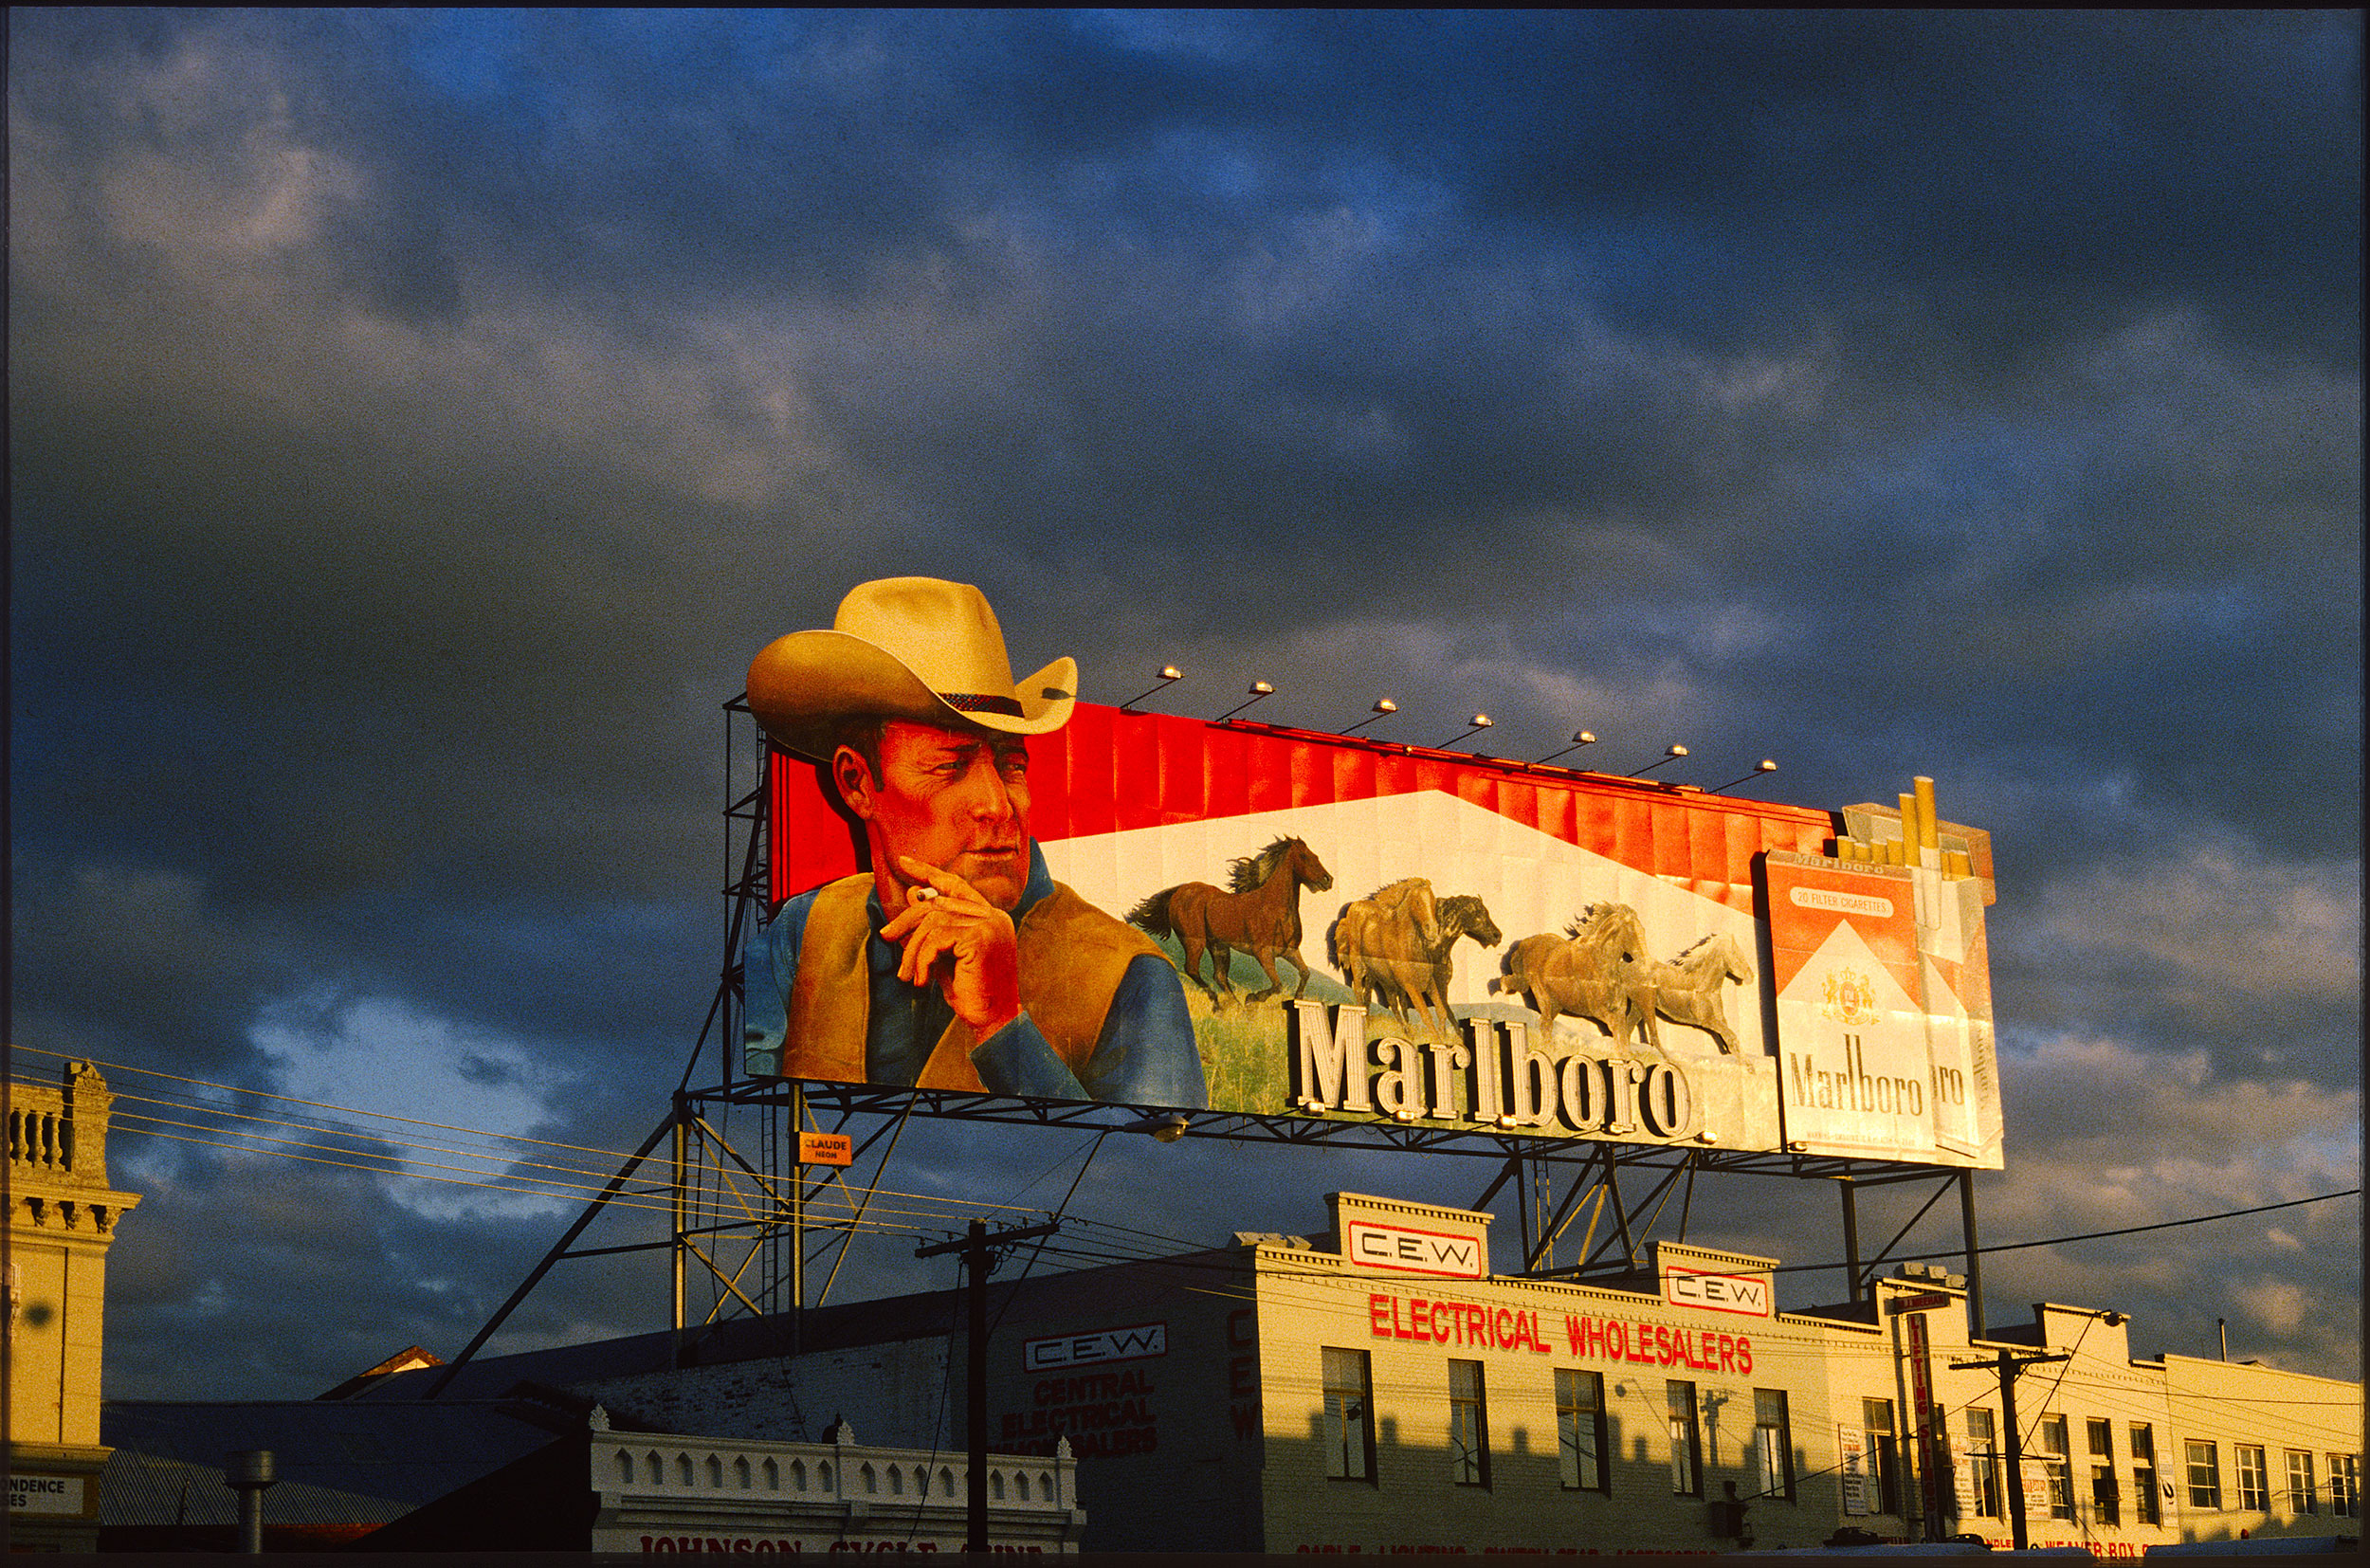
911;886;940;903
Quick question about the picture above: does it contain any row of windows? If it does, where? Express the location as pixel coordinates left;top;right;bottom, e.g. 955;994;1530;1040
1908;1412;2359;1525
2185;1442;2361;1518
1321;1355;2361;1528
1321;1349;1795;1502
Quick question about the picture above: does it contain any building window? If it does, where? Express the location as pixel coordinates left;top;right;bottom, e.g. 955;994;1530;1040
2186;1441;2221;1510
1556;1369;1608;1493
1669;1381;1704;1498
2088;1418;2119;1526
1752;1389;1795;1502
2038;1416;2073;1520
1322;1347;1375;1483
2285;1450;2316;1515
1864;1399;1900;1515
2329;1453;2359;1519
2130;1424;2160;1525
1965;1409;2001;1519
2235;1445;2270;1511
1449;1359;1490;1487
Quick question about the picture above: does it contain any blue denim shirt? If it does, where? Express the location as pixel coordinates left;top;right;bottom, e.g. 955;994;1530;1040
742;843;1207;1107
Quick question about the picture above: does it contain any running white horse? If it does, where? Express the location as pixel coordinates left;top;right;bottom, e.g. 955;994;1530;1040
1646;932;1755;1054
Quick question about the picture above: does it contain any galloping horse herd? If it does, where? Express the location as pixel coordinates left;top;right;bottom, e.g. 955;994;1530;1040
1124;835;1756;1057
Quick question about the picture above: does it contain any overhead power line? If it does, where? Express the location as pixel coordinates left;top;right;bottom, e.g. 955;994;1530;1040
14;1048;2359;1306
1771;1188;2361;1274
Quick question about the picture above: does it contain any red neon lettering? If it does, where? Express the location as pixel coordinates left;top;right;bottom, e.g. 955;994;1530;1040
1737;1336;1754;1375
1371;1293;1393;1338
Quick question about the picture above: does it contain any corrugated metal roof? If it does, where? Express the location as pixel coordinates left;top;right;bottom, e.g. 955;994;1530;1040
350;1261;1226;1404
100;1399;569;1526
346;1292;951;1402
100;1449;408;1530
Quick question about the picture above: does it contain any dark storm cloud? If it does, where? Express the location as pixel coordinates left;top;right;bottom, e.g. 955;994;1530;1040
7;9;2355;1391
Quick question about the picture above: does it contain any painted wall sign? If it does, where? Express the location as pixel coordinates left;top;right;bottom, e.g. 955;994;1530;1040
7;1476;85;1515
1021;1322;1168;1372
1358;1291;1759;1371
1660;1265;1776;1319
750;685;2004;1172
1344;1220;1486;1279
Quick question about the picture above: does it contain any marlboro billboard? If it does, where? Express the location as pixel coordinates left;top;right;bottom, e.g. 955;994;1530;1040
747;692;2003;1170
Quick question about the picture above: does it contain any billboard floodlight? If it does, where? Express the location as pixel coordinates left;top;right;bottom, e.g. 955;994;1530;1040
1340;697;1400;735
1213;681;1276;722
1534;729;1597;764
1628;742;1689;777
1120;665;1186;712
1710;758;1779;792
1434;713;1493;749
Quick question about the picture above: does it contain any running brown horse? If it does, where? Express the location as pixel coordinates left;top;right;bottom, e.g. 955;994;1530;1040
1490;903;1657;1049
1128;836;1335;1005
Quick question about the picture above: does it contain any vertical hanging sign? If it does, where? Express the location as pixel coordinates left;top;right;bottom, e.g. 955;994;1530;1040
1906;1312;1945;1529
1838;1426;1870;1516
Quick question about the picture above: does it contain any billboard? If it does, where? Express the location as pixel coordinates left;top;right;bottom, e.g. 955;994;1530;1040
748;702;2001;1169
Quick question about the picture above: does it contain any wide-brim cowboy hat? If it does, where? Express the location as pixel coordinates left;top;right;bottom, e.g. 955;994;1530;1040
747;576;1078;759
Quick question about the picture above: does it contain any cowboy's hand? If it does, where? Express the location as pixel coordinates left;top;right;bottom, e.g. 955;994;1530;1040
879;855;1023;1038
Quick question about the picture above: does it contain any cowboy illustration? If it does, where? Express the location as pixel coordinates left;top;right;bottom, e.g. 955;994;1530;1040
740;577;1207;1107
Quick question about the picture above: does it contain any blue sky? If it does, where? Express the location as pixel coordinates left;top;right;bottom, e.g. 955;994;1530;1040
8;9;2358;1397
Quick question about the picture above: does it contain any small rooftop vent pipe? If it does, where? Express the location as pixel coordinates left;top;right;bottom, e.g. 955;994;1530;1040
227;1449;277;1555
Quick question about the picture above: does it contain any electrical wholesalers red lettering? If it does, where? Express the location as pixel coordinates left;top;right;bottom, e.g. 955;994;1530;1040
1358;1290;1758;1373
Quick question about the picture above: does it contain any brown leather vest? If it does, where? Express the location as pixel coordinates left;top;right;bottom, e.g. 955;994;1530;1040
782;873;1166;1091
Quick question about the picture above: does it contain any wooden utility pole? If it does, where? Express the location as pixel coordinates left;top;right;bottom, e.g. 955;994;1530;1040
918;1217;1060;1553
1952;1348;2068;1551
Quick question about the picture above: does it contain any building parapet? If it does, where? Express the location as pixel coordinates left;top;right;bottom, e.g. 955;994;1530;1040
589;1412;1086;1553
8;1059;118;1189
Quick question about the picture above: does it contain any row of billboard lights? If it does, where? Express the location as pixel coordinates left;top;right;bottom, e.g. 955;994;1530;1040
1119;667;1779;793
